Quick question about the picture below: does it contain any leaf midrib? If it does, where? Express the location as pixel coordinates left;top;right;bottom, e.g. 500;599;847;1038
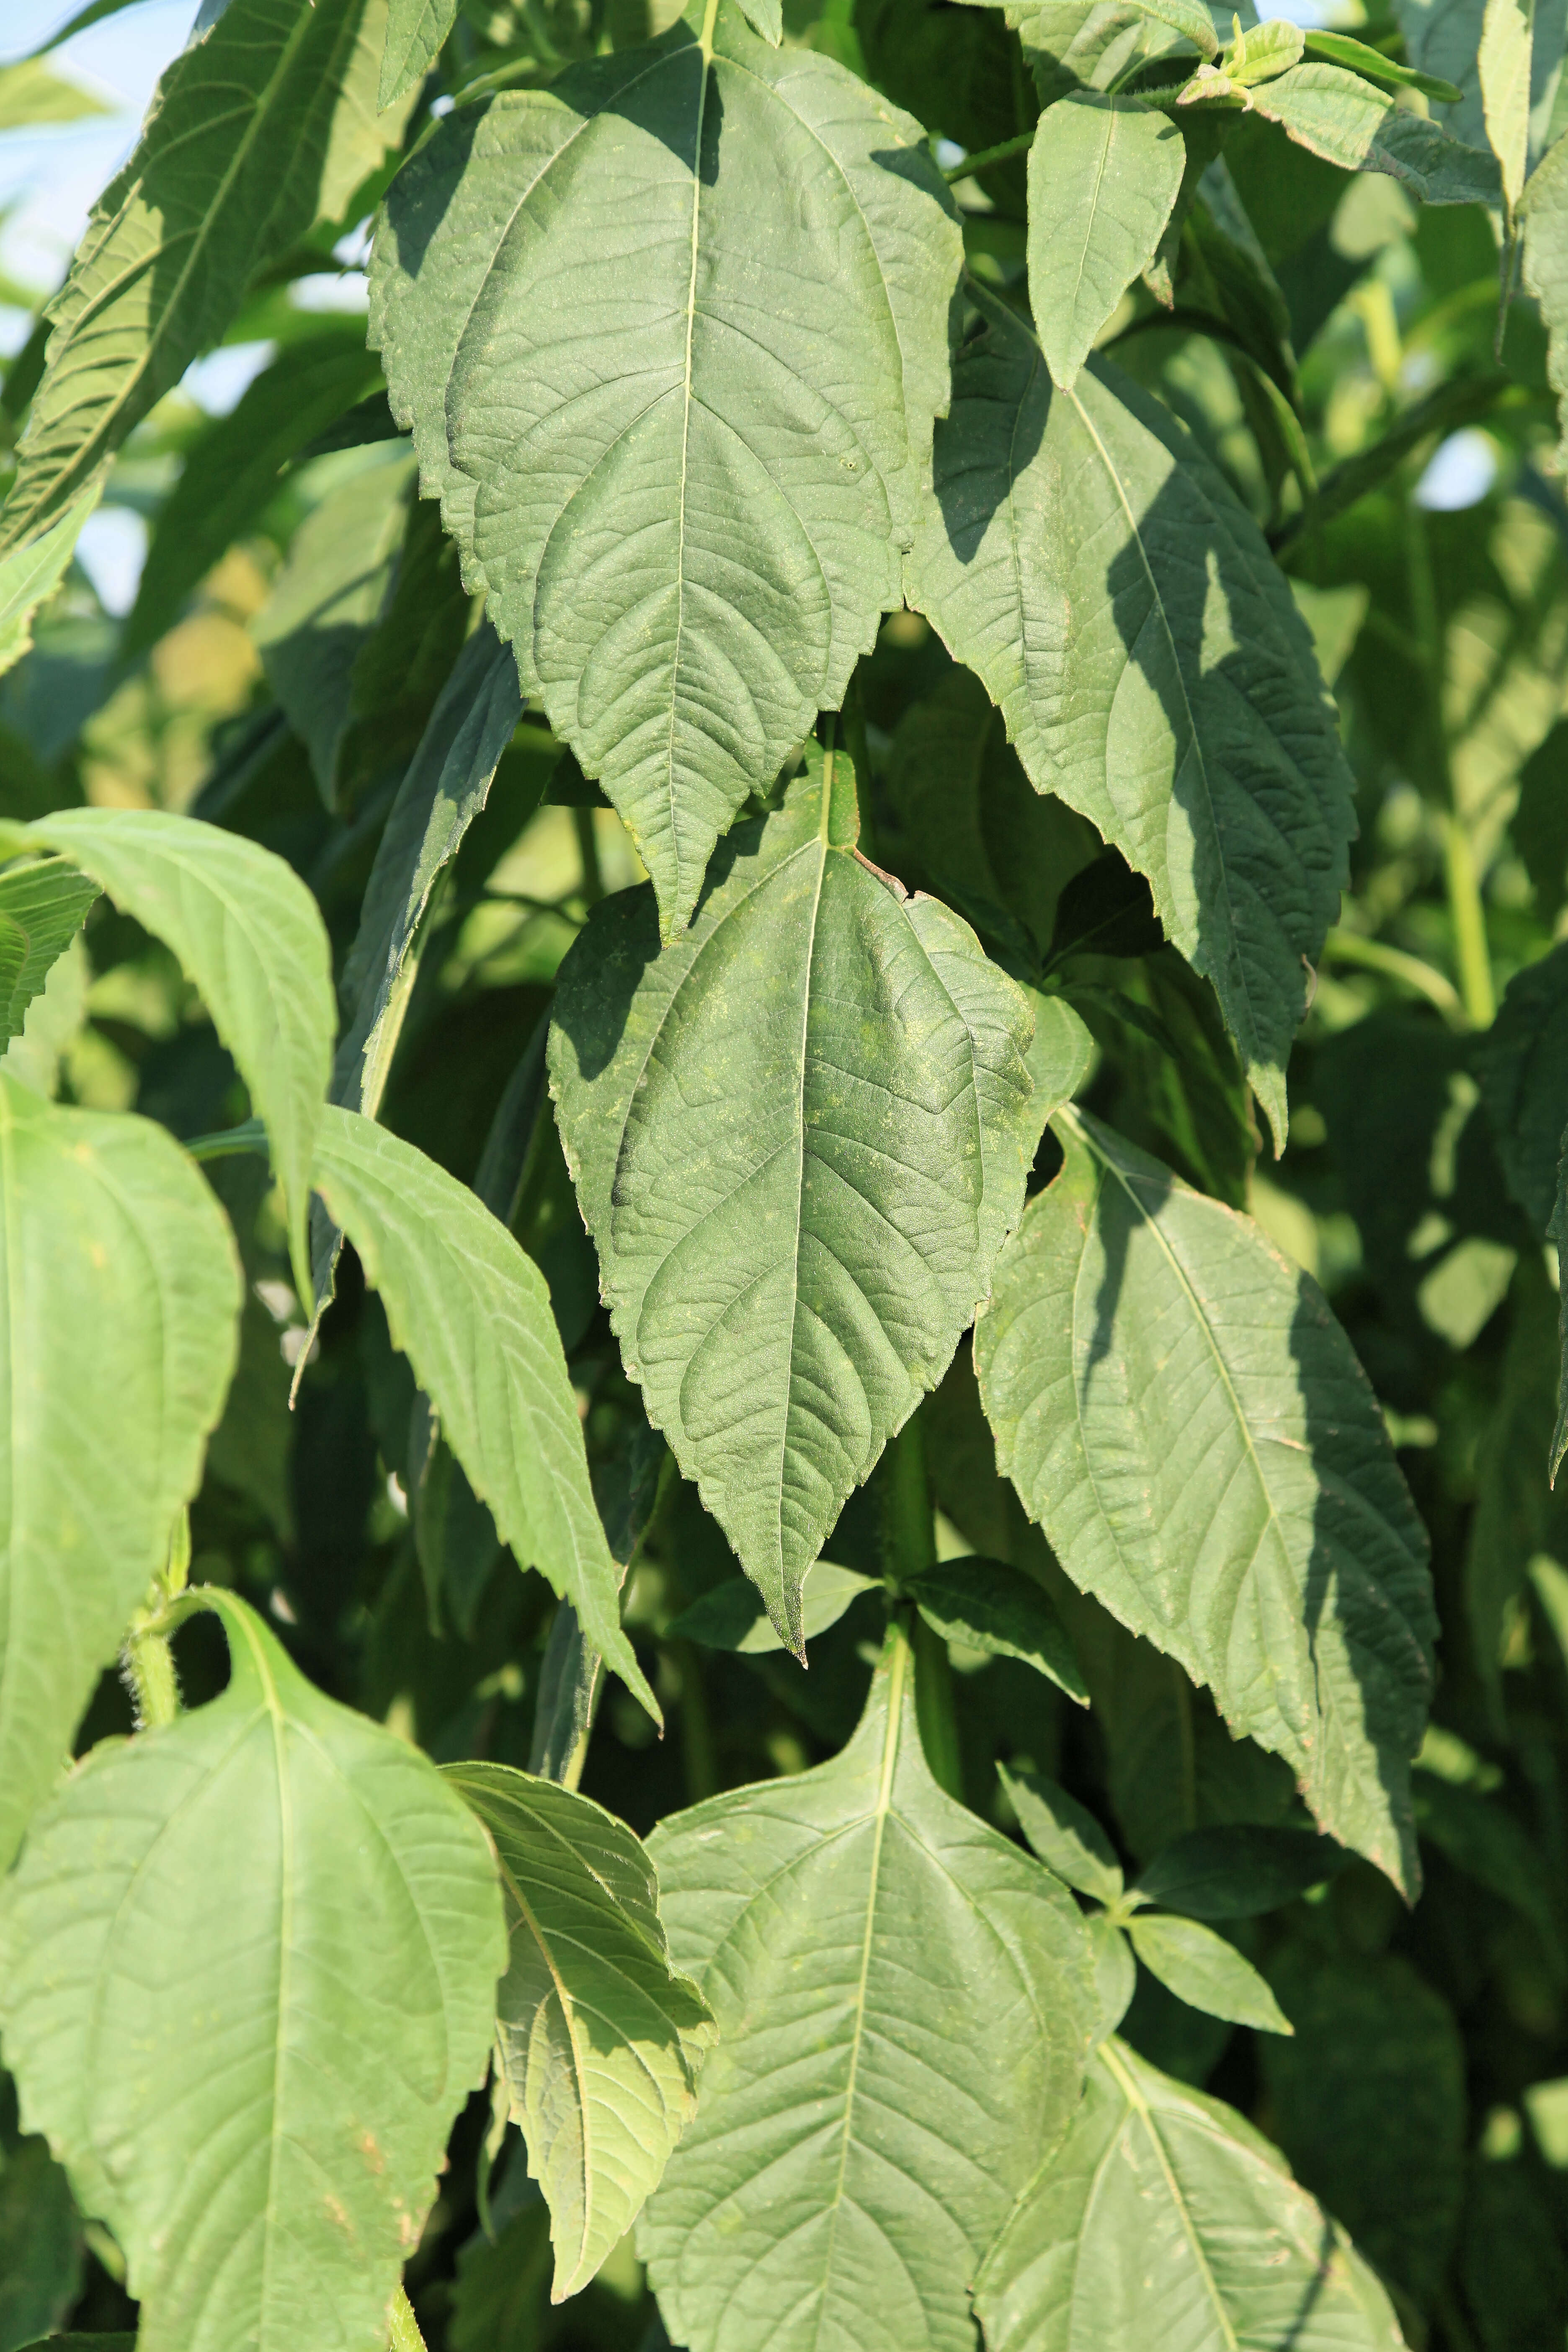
1098;2042;1240;2352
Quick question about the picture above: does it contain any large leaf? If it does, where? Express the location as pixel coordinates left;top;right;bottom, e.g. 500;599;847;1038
1028;95;1186;391
640;1635;1095;2352
0;810;334;1308
1248;62;1502;200
0;1075;240;1872
549;745;1038;1646
1476;937;1568;1236
907;288;1354;1146
0;858;100;1047
0;0;415;549
0;495;98;680
311;1104;659;1718
975;2037;1405;2352
369;6;962;935
1524;133;1568;472
446;1763;714;2300
975;1108;1436;1892
0;1590;505;2352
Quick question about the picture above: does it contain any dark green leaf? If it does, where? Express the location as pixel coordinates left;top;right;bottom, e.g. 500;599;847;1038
1413;1770;1564;1962
0;859;99;1047
1042;851;1163;970
1125;1912;1293;2032
1249;62;1502;201
0;2136;81;2352
999;1761;1124;1904
1132;1823;1345;1916
903;1556;1087;1700
1478;939;1568;1236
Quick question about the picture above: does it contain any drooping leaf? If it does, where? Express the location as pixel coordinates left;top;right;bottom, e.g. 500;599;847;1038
999;1761;1125;1905
445;1763;714;2300
1028;95;1186;391
1131;1823;1345;1916
0;0;417;549
976;2037;1406;2352
1125;1913;1293;2032
0;1076;240;1871
0;859;99;1047
0;1590;505;2352
903;1556;1087;1700
0;495;98;681
1394;0;1488;142
381;0;459;104
1477;938;1568;1236
975;1108;1436;1893
311;1104;660;1720
908;287;1354;1145
1248;62;1503;201
1523;133;1568;472
549;745;1038;1647
369;9;962;934
1302;27;1465;100
668;1563;878;1652
0;809;335;1308
640;1636;1095;2352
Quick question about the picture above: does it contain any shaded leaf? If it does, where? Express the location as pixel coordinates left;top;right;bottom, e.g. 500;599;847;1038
0;1591;505;2352
1000;1761;1124;1903
1125;1913;1293;2032
976;2037;1405;2352
1087;1914;1137;2040
908;287;1353;1145
1028;95;1186;391
904;1555;1087;1699
370;10;961;934
0;495;98;681
549;746;1037;1648
641;1637;1095;2352
1523;132;1568;472
1250;62;1503;201
1477;938;1568;1236
446;1764;714;2301
1132;1823;1345;1916
0;859;99;1047
669;1563;877;1652
975;1108;1436;1892
0;2136;82;2352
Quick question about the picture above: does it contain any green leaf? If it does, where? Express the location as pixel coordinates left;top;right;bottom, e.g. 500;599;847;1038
310;1104;660;1720
0;59;108;128
0;2135;82;2352
1480;0;1534;212
0;858;99;1047
1524;134;1568;473
1477;937;1568;1236
668;1562;878;1652
1225;15;1305;85
1028;95;1186;392
125;328;390;659
1393;0;1487;142
0;0;416;549
549;745;1038;1647
450;2191;553;2352
0;495;99;681
0;1589;505;2352
381;0;459;105
1248;62;1503;201
0;1075;240;1871
1302;27;1465;102
999;1761;1125;1903
975;1107;1436;1893
908;287;1354;1147
1131;1823;1345;1916
445;1763;714;2300
1127;0;1220;60
1087;1914;1137;2040
369;8;962;936
976;2037;1406;2352
1126;1913;1293;2032
640;1635;1095;2352
1413;1770;1565;1961
0;809;334;1309
1260;1944;1466;2303
903;1555;1087;1700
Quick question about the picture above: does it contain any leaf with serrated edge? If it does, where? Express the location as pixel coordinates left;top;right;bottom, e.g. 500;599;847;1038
0;858;99;1046
549;743;1038;1649
0;1590;505;2352
1030;95;1185;391
1524;136;1568;474
975;1107;1436;1893
0;809;334;1310
446;1764;714;2300
1249;62;1501;201
0;492;98;678
904;1556;1087;1700
369;3;961;936
381;0;459;104
1126;1912;1293;2031
976;2037;1405;2352
640;1634;1094;2352
311;1104;659;1720
0;1076;240;1872
1000;1762;1124;1905
907;286;1353;1147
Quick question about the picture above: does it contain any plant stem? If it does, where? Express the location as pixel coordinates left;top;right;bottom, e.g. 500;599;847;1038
1440;811;1496;1029
883;1418;962;1799
942;129;1033;182
670;1638;719;1802
388;2285;427;2352
121;1512;191;1731
1320;927;1467;1028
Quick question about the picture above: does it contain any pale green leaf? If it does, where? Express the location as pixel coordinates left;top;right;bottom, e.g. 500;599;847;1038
668;1562;878;1652
904;1555;1087;1700
1481;0;1534;210
1249;62;1503;200
1127;0;1219;60
908;287;1354;1147
1126;1912;1293;2031
446;1763;714;2300
1010;0;1198;106
1476;936;1568;1236
1027;95;1186;391
976;2037;1406;2352
1523;134;1568;472
380;0;459;104
549;745;1038;1647
1302;28;1464;100
369;7;962;936
0;858;99;1047
0;809;334;1309
0;1590;505;2352
0;59;108;129
0;1074;241;1872
1228;15;1305;83
1087;1914;1136;2040
641;1636;1095;2352
310;1103;660;1720
999;1761;1125;1904
0;0;416;549
975;1107;1436;1892
0;494;98;681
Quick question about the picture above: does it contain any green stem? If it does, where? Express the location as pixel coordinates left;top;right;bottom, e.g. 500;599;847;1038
884;1418;961;1798
121;1513;191;1731
942;129;1034;182
1320;927;1467;1028
910;1611;963;1802
573;803;603;905
670;1638;719;1802
388;2285;427;2352
1440;811;1496;1029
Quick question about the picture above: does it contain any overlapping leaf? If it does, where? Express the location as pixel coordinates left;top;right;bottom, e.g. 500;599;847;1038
0;858;99;1046
549;746;1038;1646
975;1108;1436;1891
641;1637;1095;2352
1477;938;1568;1235
907;288;1354;1145
0;1591;505;2352
369;5;962;933
1029;95;1186;390
1524;133;1568;471
447;1764;714;2300
1247;61;1502;200
976;2037;1405;2352
0;494;98;679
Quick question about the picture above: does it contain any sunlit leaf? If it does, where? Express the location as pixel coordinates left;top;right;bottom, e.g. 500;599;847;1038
0;858;99;1047
668;1563;878;1652
381;0;459;105
1000;1761;1124;1905
1028;95;1186;391
0;494;98;681
1479;0;1533;213
1249;62;1502;201
1124;1913;1293;2032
